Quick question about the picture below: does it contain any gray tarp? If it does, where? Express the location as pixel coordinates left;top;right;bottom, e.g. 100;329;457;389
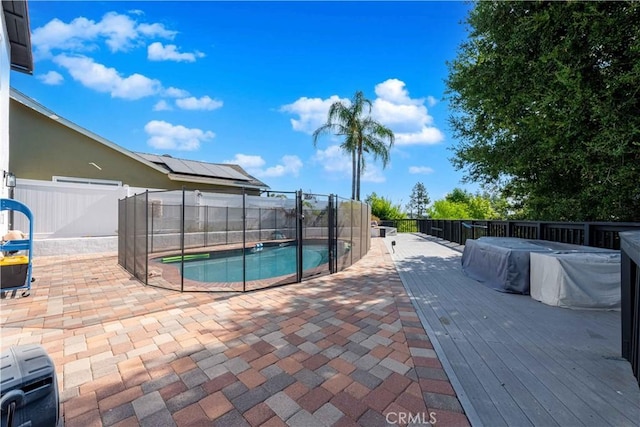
530;251;620;309
461;237;617;294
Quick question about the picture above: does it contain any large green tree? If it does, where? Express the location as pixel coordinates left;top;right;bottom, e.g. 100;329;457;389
313;91;395;201
365;192;405;220
446;1;640;221
406;182;431;218
428;188;500;219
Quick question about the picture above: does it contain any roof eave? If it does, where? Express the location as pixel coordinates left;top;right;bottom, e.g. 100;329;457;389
3;0;34;75
167;173;269;191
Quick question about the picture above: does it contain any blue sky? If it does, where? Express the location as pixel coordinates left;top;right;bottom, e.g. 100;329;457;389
12;1;477;207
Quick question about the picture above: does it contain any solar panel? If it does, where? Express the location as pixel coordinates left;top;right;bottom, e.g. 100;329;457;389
161;156;190;174
204;164;250;181
135;153;252;182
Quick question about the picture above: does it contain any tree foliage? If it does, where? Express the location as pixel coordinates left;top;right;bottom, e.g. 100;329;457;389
313;91;395;201
428;200;471;220
365;192;406;220
446;1;640;221
406;182;431;218
428;188;502;219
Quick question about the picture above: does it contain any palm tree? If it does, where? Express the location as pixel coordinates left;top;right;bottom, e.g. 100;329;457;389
312;91;394;201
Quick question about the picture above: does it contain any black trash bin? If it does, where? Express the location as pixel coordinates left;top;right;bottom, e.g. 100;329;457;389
0;345;60;427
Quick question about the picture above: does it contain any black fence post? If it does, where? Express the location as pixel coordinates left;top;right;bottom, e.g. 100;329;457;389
204;205;209;248
133;193;137;279
242;190;247;292
145;191;149;286
328;195;336;274
296;190;304;283
180;187;185;293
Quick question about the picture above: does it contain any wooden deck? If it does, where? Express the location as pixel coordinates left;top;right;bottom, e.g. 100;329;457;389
385;233;640;427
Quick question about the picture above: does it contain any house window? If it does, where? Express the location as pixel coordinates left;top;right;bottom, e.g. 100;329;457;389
52;176;122;186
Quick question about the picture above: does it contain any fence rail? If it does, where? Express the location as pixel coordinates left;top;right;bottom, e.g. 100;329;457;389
380;219;640;250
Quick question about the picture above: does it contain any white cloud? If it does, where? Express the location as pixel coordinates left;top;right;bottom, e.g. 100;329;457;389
97;12;141;52
427;96;438;107
144;120;215;151
164;87;190;98
280;95;349;134
147;42;205;62
372;79;444;145
226;154;265;169
37;71;64;85
153;100;172;111
396;128;444;145
225;154;303;178
361;166;386;183
261;155;303;178
284;79;444;146
313;144;386;183
136;22;176;39
409;166;435;174
31;11;177;57
53;54;161;100
176;96;223;111
313;145;351;175
32;17;99;58
374;78;414;104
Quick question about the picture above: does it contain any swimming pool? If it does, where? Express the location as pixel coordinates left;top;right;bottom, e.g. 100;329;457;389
163;244;329;283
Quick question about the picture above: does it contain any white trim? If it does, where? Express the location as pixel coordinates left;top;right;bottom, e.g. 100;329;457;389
52;175;122;187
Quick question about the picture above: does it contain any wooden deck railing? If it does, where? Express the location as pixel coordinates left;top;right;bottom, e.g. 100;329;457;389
379;219;640;250
620;231;640;386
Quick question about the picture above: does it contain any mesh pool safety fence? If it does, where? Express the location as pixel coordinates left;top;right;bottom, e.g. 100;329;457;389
118;189;371;292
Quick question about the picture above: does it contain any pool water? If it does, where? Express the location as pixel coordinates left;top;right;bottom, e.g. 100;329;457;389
179;244;328;283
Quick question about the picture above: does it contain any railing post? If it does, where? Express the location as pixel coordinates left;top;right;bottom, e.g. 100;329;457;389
584;223;593;247
619;231;640;385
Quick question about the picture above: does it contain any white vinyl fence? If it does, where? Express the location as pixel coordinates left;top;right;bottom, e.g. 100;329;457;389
12;179;149;239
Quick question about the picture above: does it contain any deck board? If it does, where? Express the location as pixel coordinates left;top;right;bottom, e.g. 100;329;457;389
387;233;640;427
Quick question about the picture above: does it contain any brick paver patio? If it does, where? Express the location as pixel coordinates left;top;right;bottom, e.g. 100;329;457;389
0;239;469;426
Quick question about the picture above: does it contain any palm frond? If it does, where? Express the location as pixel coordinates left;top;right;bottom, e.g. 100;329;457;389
311;90;395;200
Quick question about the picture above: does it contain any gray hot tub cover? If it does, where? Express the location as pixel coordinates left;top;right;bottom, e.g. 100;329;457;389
530;251;621;309
461;237;616;294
